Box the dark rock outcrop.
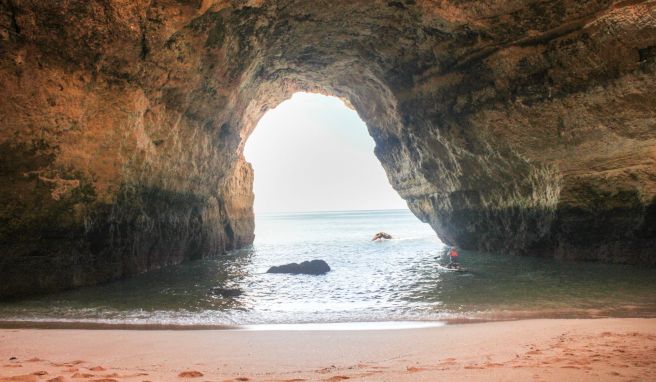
[267,260,331,275]
[0,0,654,297]
[209,287,242,297]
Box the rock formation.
[1,0,654,297]
[267,260,331,275]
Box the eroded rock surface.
[1,0,655,297]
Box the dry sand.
[1,318,655,381]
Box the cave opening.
[236,92,443,323]
[243,92,406,215]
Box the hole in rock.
[244,92,407,214]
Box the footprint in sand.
[71,372,94,378]
[116,372,148,378]
[316,366,337,374]
[0,376,36,382]
[437,358,458,368]
[52,361,85,368]
[88,366,106,372]
[369,366,390,370]
[405,366,426,373]
[438,358,458,366]
[324,377,350,382]
[178,371,204,378]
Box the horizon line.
[255,207,410,215]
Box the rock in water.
[267,260,331,275]
[209,287,243,297]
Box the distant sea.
[1,209,655,327]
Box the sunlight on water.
[242,321,445,331]
[1,210,655,326]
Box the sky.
[244,92,408,213]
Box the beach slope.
[1,318,654,381]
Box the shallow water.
[1,209,655,326]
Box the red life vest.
[450,248,459,258]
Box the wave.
[386,235,440,242]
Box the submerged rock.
[267,260,331,275]
[209,287,243,297]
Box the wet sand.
[1,318,654,381]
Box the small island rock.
[267,260,331,275]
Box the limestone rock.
[0,0,655,297]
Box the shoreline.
[1,318,654,381]
[0,319,463,331]
[1,307,654,331]
[0,316,602,331]
[0,320,240,331]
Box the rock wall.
[1,0,654,297]
[0,0,257,298]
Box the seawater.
[1,209,655,326]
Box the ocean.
[1,209,655,327]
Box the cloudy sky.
[244,92,407,213]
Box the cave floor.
[0,318,654,381]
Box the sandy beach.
[0,318,654,381]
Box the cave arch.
[1,0,655,297]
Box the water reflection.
[0,210,655,325]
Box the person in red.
[448,246,459,268]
